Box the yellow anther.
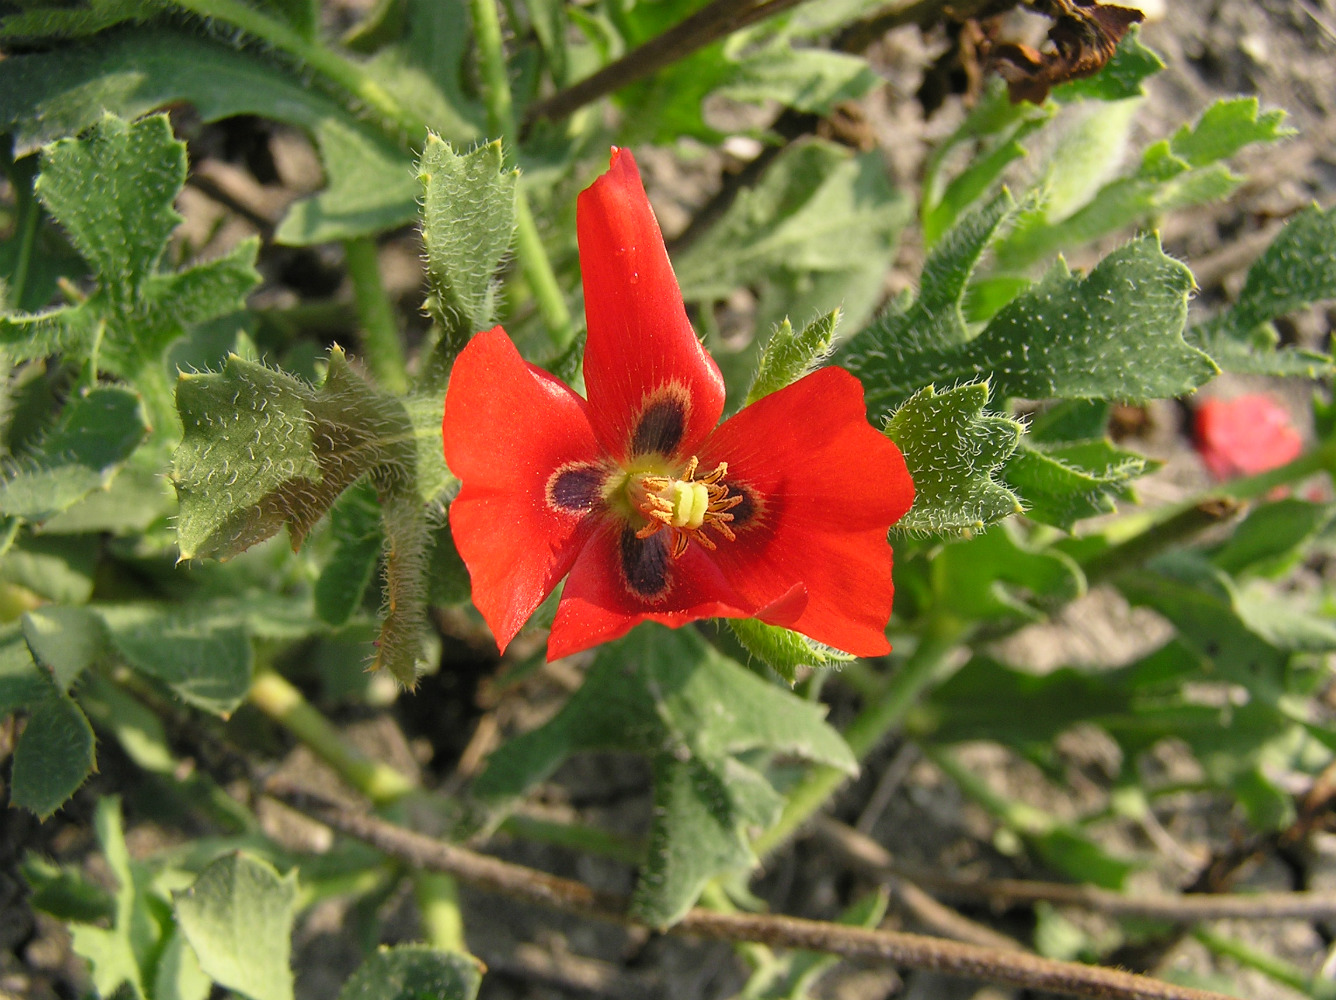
[627,457,741,557]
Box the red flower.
[1194,394,1303,480]
[442,149,914,660]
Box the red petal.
[1194,395,1304,480]
[577,148,725,463]
[547,520,755,660]
[699,367,915,656]
[443,328,606,652]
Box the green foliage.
[1188,204,1336,375]
[839,190,1015,390]
[1003,438,1148,530]
[884,382,1023,534]
[931,525,1083,623]
[10,689,96,818]
[0,387,148,522]
[993,98,1292,270]
[470,625,855,927]
[98,604,253,716]
[171,348,423,559]
[173,853,298,1000]
[674,139,909,340]
[850,235,1212,416]
[727,617,854,685]
[739,890,887,999]
[417,138,518,390]
[315,481,384,626]
[0,0,166,42]
[337,946,484,1000]
[744,310,839,406]
[0,30,421,244]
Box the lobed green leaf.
[1003,438,1149,530]
[745,310,839,406]
[0,29,421,244]
[884,382,1023,534]
[10,689,96,819]
[98,604,253,716]
[727,617,853,686]
[417,138,517,391]
[172,348,419,560]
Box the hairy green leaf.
[745,311,839,406]
[0,387,148,521]
[472,624,855,926]
[0,29,422,243]
[10,688,96,818]
[1003,438,1148,529]
[885,382,1023,534]
[0,0,166,43]
[174,853,298,1000]
[840,190,1015,384]
[21,604,103,691]
[417,138,517,390]
[727,618,853,686]
[0,114,259,437]
[675,140,909,340]
[337,946,484,1000]
[855,236,1211,414]
[172,348,418,560]
[1188,204,1336,376]
[315,481,384,627]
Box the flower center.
[626,456,744,558]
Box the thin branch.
[268,781,1239,1000]
[817,817,1336,923]
[524,0,821,131]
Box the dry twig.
[268,781,1239,1000]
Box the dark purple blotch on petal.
[619,528,671,600]
[548,465,606,513]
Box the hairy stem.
[272,782,1240,1000]
[344,237,409,394]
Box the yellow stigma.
[627,456,743,558]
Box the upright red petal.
[443,328,607,653]
[577,148,725,464]
[700,367,915,656]
[547,520,756,660]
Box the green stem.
[514,193,575,347]
[468,0,574,346]
[169,0,420,139]
[753,620,968,858]
[469,0,516,138]
[344,237,408,394]
[501,814,644,865]
[414,872,467,951]
[248,670,416,805]
[1193,928,1336,1000]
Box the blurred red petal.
[700,367,914,656]
[443,328,605,652]
[1194,395,1303,480]
[577,148,725,464]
